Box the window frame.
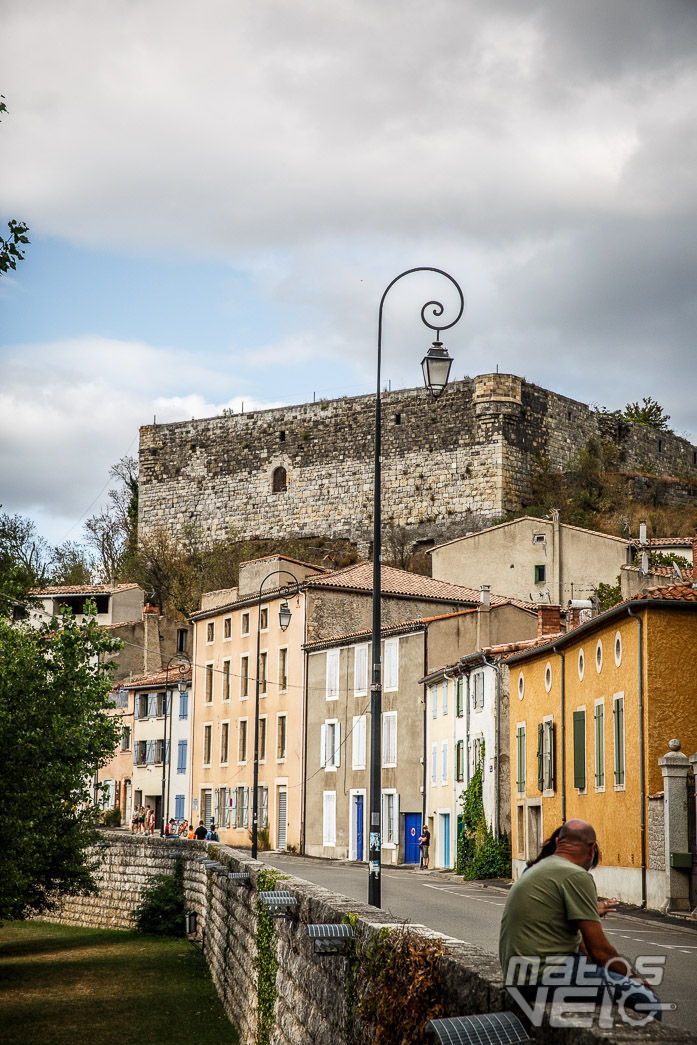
[206,621,215,644]
[205,663,214,704]
[240,654,249,699]
[278,646,288,693]
[277,713,287,761]
[219,720,230,766]
[354,643,368,696]
[326,649,340,701]
[382,711,397,768]
[202,723,212,767]
[594,698,605,791]
[222,659,231,702]
[383,637,399,691]
[237,718,248,764]
[352,714,367,770]
[223,616,232,640]
[613,693,625,790]
[323,791,336,846]
[573,708,587,792]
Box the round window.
[595,640,603,673]
[544,661,552,692]
[578,648,585,681]
[614,631,622,667]
[518,673,525,700]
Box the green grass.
[0,921,239,1045]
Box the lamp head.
[421,340,453,399]
[278,600,292,632]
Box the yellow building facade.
[507,587,697,907]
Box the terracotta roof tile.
[630,583,697,602]
[630,537,693,548]
[32,583,142,596]
[125,667,192,689]
[429,517,630,553]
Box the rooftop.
[32,583,143,596]
[124,666,192,689]
[428,516,631,554]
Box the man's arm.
[577,920,647,984]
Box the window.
[472,672,484,709]
[220,722,229,764]
[155,739,169,764]
[259,651,267,694]
[234,786,249,829]
[222,660,230,702]
[613,694,625,788]
[175,794,185,820]
[179,690,188,719]
[383,638,399,690]
[259,716,267,761]
[259,786,269,828]
[279,430,286,442]
[241,612,250,636]
[206,622,215,643]
[120,726,131,751]
[278,648,288,692]
[323,791,336,846]
[156,691,171,717]
[472,735,483,772]
[442,679,448,716]
[517,673,524,700]
[544,663,552,692]
[240,655,249,698]
[431,684,437,719]
[534,565,546,584]
[354,644,368,695]
[203,726,212,766]
[326,649,339,700]
[537,719,555,792]
[136,694,148,719]
[231,788,238,828]
[352,715,367,769]
[133,740,147,766]
[573,710,586,789]
[146,692,157,718]
[516,725,526,793]
[578,649,585,681]
[238,719,248,763]
[456,740,465,782]
[381,791,399,845]
[595,640,603,673]
[456,678,464,717]
[321,719,341,769]
[382,712,397,767]
[260,608,268,631]
[176,628,187,652]
[614,631,622,667]
[272,465,288,493]
[205,663,214,703]
[532,533,546,545]
[177,739,187,774]
[431,742,437,784]
[223,616,231,639]
[112,688,128,709]
[441,741,448,784]
[277,714,287,760]
[594,700,605,789]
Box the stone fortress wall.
[138,374,697,553]
[41,833,688,1045]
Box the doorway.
[277,786,287,850]
[439,812,451,868]
[404,814,422,864]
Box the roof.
[32,583,143,596]
[125,666,192,690]
[630,537,693,549]
[303,609,477,652]
[621,563,694,580]
[238,554,328,572]
[506,583,697,664]
[419,633,565,683]
[428,516,630,554]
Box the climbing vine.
[456,744,511,880]
[253,868,285,1045]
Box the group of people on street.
[130,806,155,834]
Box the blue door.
[404,813,422,864]
[355,795,364,861]
[441,813,451,868]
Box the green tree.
[133,858,186,936]
[84,456,139,581]
[50,541,94,585]
[596,574,622,612]
[0,98,30,276]
[0,511,52,616]
[623,397,671,432]
[0,606,122,920]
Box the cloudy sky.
[1,0,695,545]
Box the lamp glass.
[278,600,292,632]
[421,341,453,399]
[178,678,188,694]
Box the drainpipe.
[552,646,566,823]
[627,606,647,908]
[465,670,471,786]
[301,647,309,855]
[482,654,501,840]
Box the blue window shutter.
[177,739,187,773]
[175,795,184,819]
[179,692,188,719]
[146,739,156,764]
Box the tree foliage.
[0,511,52,615]
[84,456,139,581]
[0,98,30,276]
[0,606,122,920]
[623,397,671,432]
[133,858,186,936]
[596,574,622,613]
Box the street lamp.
[160,651,191,836]
[369,267,464,908]
[251,570,300,859]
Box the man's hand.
[598,898,619,917]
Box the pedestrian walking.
[419,825,430,869]
[206,822,220,842]
[194,820,208,840]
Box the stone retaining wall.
[42,833,689,1044]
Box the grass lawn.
[0,921,239,1045]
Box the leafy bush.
[133,858,186,936]
[103,807,121,827]
[596,574,622,612]
[456,745,510,880]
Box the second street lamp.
[369,267,464,908]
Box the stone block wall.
[42,833,689,1044]
[138,374,697,555]
[649,795,666,871]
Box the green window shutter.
[549,722,556,790]
[516,726,525,791]
[537,723,544,791]
[595,704,604,787]
[573,711,586,789]
[614,698,625,786]
[456,679,464,717]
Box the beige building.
[28,582,146,630]
[188,556,493,851]
[430,516,632,605]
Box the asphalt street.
[264,854,697,1033]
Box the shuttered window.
[456,740,465,781]
[354,644,368,695]
[537,723,544,791]
[595,702,605,788]
[231,788,238,828]
[323,791,336,846]
[613,695,625,787]
[383,638,399,690]
[177,739,187,774]
[179,691,188,719]
[175,795,185,820]
[326,649,340,700]
[352,714,367,769]
[431,742,438,784]
[456,678,464,717]
[516,726,525,792]
[382,712,397,767]
[442,680,448,716]
[573,711,586,789]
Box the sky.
[1,0,696,546]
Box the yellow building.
[507,584,697,908]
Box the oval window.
[578,648,585,681]
[614,631,622,667]
[595,640,603,673]
[544,662,552,692]
[518,673,525,700]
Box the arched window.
[272,466,287,493]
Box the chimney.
[479,584,491,608]
[476,585,491,649]
[143,602,159,616]
[538,604,561,638]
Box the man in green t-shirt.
[499,819,663,1024]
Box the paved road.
[264,854,697,1033]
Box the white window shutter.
[394,792,400,845]
[320,724,327,767]
[326,649,339,699]
[431,742,437,784]
[323,792,336,845]
[334,722,341,767]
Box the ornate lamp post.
[160,651,191,836]
[369,267,464,908]
[251,570,300,859]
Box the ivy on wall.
[253,868,284,1045]
[456,745,511,880]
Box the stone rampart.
[138,374,697,553]
[40,833,689,1044]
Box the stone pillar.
[658,739,691,913]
